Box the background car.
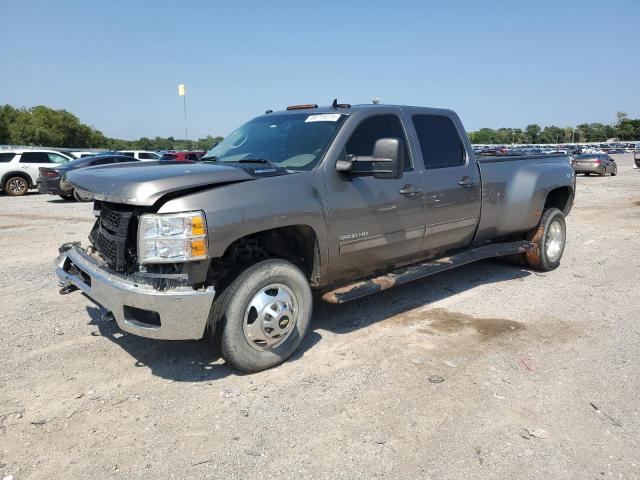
[117,150,161,161]
[571,153,617,176]
[37,153,139,201]
[0,149,74,196]
[159,151,206,162]
[634,143,640,168]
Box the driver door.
[324,113,426,284]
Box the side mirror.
[336,138,403,179]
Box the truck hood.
[67,162,255,206]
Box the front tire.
[525,208,566,271]
[215,259,313,373]
[4,176,29,196]
[73,189,92,202]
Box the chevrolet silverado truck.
[56,103,575,372]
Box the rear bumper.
[37,179,67,195]
[56,244,215,340]
[572,165,605,174]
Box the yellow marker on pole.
[178,84,186,96]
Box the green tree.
[539,125,563,144]
[525,124,541,143]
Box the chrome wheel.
[7,177,27,195]
[243,284,298,351]
[545,219,564,262]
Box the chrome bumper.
[56,244,215,340]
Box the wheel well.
[1,171,32,189]
[544,187,572,215]
[207,225,321,290]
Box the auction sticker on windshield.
[305,114,342,122]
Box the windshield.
[203,113,346,171]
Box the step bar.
[321,240,535,304]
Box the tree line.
[1,104,638,150]
[0,105,223,151]
[468,112,640,144]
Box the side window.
[47,153,70,164]
[89,157,115,166]
[0,153,16,163]
[20,152,51,163]
[139,152,159,160]
[345,114,412,171]
[186,154,198,161]
[121,151,135,157]
[412,115,465,169]
[116,156,138,163]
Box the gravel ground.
[1,154,639,479]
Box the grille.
[96,204,135,271]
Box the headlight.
[138,211,207,263]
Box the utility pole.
[178,84,188,146]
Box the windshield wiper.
[200,155,218,162]
[237,158,276,167]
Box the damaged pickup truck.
[56,103,575,372]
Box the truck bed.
[474,153,572,244]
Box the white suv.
[117,150,161,161]
[0,149,74,196]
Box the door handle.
[458,177,475,188]
[399,184,422,197]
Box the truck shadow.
[88,258,529,381]
[307,259,532,338]
[89,306,234,382]
[88,304,322,382]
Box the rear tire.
[214,259,313,373]
[525,208,566,271]
[584,172,590,176]
[59,194,74,201]
[3,176,29,196]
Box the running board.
[321,240,535,304]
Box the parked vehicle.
[117,150,161,161]
[571,154,617,176]
[37,153,139,201]
[69,151,99,159]
[159,151,206,162]
[56,103,575,372]
[0,149,74,196]
[634,143,640,168]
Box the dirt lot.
[1,154,639,479]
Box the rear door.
[325,111,427,283]
[19,152,70,185]
[409,113,481,255]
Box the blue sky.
[1,0,638,139]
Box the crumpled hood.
[67,162,255,206]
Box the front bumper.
[56,244,215,340]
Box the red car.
[159,151,205,162]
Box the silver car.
[571,154,617,176]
